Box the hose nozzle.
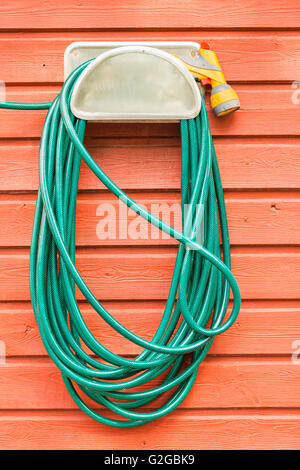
[176,46,240,117]
[210,82,240,117]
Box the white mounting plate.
[64,41,201,79]
[65,41,202,122]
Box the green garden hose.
[0,60,241,427]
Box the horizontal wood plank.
[0,32,299,83]
[0,192,300,247]
[0,247,300,301]
[1,1,300,30]
[0,409,299,449]
[0,357,299,410]
[0,86,299,138]
[0,137,299,191]
[1,300,298,357]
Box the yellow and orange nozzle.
[176,45,240,117]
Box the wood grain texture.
[1,138,300,191]
[1,86,299,138]
[0,247,300,301]
[0,32,299,83]
[0,357,299,410]
[0,410,300,450]
[1,300,299,357]
[0,0,300,451]
[1,1,300,30]
[0,192,300,246]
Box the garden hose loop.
[0,59,241,427]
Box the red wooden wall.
[0,1,300,450]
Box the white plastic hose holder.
[65,42,202,122]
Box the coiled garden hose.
[0,59,241,427]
